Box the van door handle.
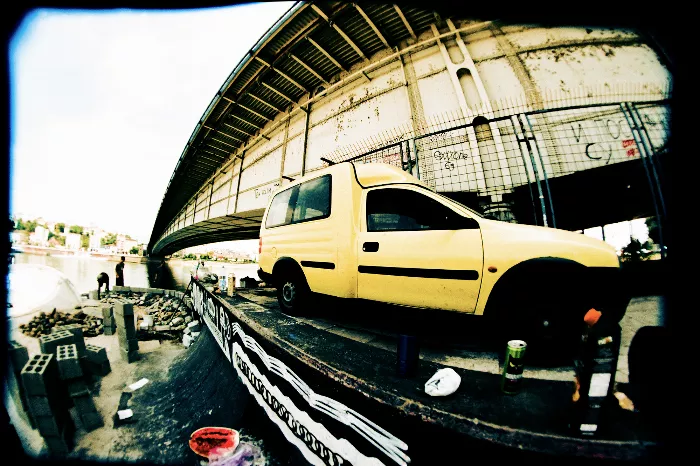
[363,242,379,252]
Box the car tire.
[500,280,582,360]
[276,270,309,317]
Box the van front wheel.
[277,272,309,316]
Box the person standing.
[115,256,125,286]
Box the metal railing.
[324,88,671,254]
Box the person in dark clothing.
[115,256,125,286]
[97,272,110,299]
[154,260,166,287]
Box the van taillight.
[259,237,262,254]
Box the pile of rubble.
[98,291,195,342]
[19,310,104,338]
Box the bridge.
[148,1,671,256]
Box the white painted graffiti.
[190,279,410,466]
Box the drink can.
[501,340,527,394]
[227,273,236,297]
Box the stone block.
[84,360,111,377]
[118,338,139,352]
[113,302,134,317]
[85,344,108,364]
[121,349,140,364]
[103,327,115,336]
[116,321,136,339]
[72,394,98,416]
[88,290,99,300]
[101,306,114,319]
[56,344,83,380]
[39,331,74,356]
[27,396,53,417]
[9,340,30,375]
[21,354,57,397]
[66,379,90,398]
[80,411,104,432]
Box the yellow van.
[258,162,628,344]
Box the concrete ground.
[238,290,665,386]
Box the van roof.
[353,162,426,188]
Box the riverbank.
[13,245,146,263]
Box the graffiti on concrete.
[570,116,637,165]
[254,182,281,199]
[434,149,470,171]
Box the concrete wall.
[155,20,671,249]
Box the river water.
[11,252,260,295]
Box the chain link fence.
[323,88,671,248]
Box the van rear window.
[265,175,331,228]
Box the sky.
[9,2,295,255]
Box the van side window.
[293,176,331,222]
[265,175,331,228]
[366,188,462,232]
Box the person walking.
[115,256,125,286]
[97,272,110,299]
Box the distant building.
[66,233,81,250]
[30,225,49,246]
[11,231,28,245]
[90,231,105,251]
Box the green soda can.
[501,340,527,394]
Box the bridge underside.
[151,151,668,258]
[151,209,264,257]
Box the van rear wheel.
[276,271,309,316]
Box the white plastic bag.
[424,368,461,396]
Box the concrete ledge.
[207,291,658,463]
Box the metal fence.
[325,91,671,254]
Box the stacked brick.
[115,302,139,363]
[52,324,86,357]
[102,306,116,336]
[21,354,74,457]
[57,344,103,432]
[8,341,35,428]
[85,344,111,376]
[38,330,74,356]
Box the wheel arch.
[271,257,307,287]
[483,256,587,319]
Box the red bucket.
[189,427,240,460]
